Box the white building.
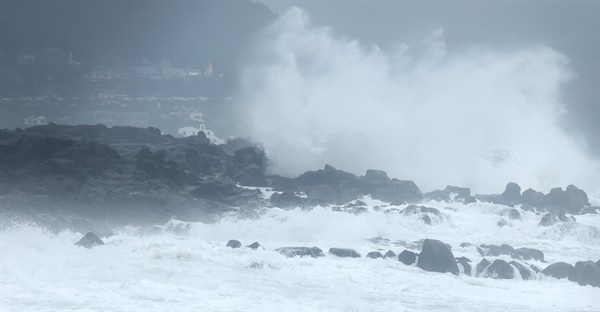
[24,115,47,126]
[177,124,225,145]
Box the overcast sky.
[262,1,599,157]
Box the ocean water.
[2,195,599,311]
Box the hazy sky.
[262,1,599,157]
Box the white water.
[2,197,599,310]
[236,8,600,196]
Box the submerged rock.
[226,239,242,249]
[511,247,545,262]
[246,242,262,250]
[366,251,384,259]
[329,248,361,258]
[576,262,600,287]
[75,232,104,249]
[476,258,492,277]
[456,257,472,276]
[509,261,533,280]
[416,239,459,275]
[276,247,324,258]
[483,260,514,279]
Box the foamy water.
[2,197,599,310]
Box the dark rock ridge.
[1,124,593,230]
[329,248,361,258]
[75,232,104,248]
[416,239,459,275]
[475,182,592,215]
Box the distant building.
[24,115,47,126]
[177,124,224,145]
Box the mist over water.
[236,8,599,196]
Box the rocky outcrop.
[493,182,522,206]
[226,146,267,186]
[384,250,397,258]
[75,232,104,248]
[246,242,262,250]
[511,248,545,262]
[416,239,459,275]
[476,258,491,277]
[424,185,473,203]
[539,212,576,227]
[509,261,533,280]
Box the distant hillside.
[0,0,275,76]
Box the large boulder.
[416,239,459,275]
[522,188,546,210]
[398,250,418,265]
[329,248,361,258]
[509,261,533,280]
[493,182,522,206]
[226,239,241,249]
[456,256,472,276]
[511,247,545,262]
[476,258,491,277]
[276,247,324,258]
[295,165,364,205]
[545,185,590,214]
[542,262,575,279]
[75,232,104,248]
[576,262,600,287]
[482,260,514,279]
[366,251,384,259]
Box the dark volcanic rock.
[270,192,309,209]
[483,260,514,279]
[226,239,242,249]
[276,247,324,258]
[478,244,515,257]
[246,242,262,250]
[75,232,104,248]
[542,262,575,279]
[545,185,590,214]
[425,185,471,202]
[366,251,384,259]
[384,250,397,258]
[493,182,522,206]
[539,212,576,227]
[227,146,267,186]
[293,165,364,205]
[417,239,459,275]
[511,247,545,262]
[329,248,361,258]
[522,188,546,210]
[509,261,533,280]
[576,262,600,287]
[476,258,492,277]
[456,256,472,276]
[398,250,418,265]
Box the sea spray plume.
[236,7,599,195]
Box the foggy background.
[1,0,598,194]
